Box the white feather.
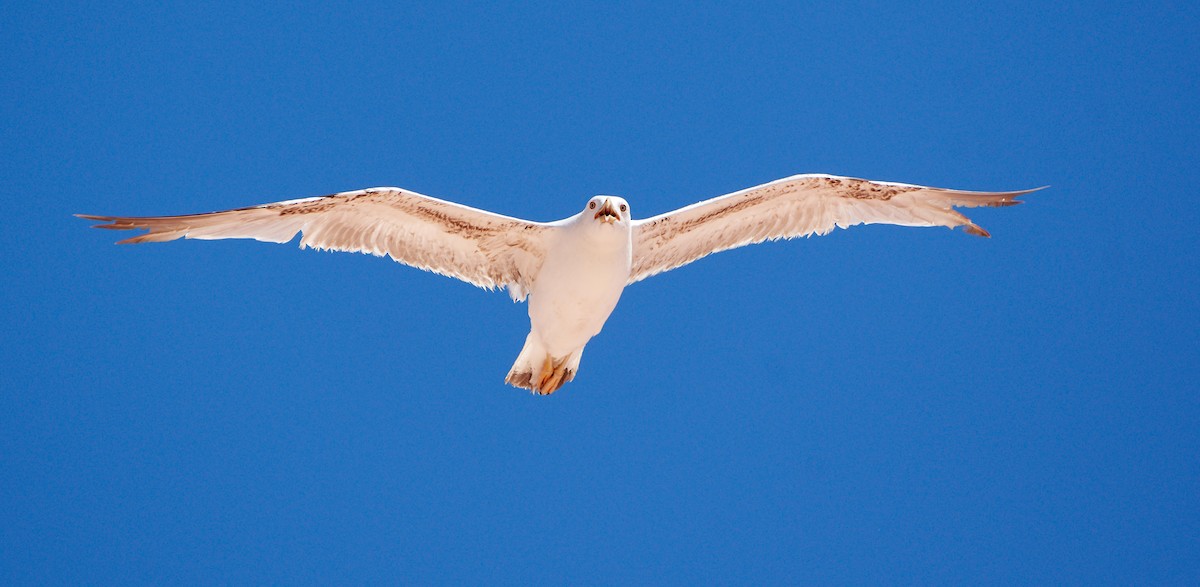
[629,174,1039,283]
[79,187,552,300]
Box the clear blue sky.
[3,1,1197,583]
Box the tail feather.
[505,334,582,395]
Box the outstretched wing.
[79,187,551,300]
[630,174,1039,283]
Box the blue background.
[3,1,1197,583]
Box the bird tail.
[505,334,581,395]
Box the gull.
[80,173,1036,394]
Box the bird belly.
[528,235,631,357]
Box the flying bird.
[80,174,1036,394]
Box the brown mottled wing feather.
[79,188,551,297]
[630,174,1039,283]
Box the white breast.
[528,217,633,356]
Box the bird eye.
[619,204,627,212]
[589,202,596,209]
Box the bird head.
[586,196,630,226]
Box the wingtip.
[1009,185,1049,199]
[77,213,144,232]
[963,223,991,238]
